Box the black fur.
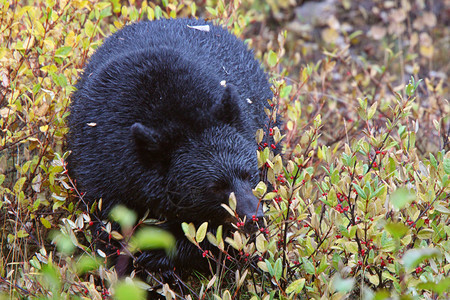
[68,18,272,273]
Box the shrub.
[1,0,448,299]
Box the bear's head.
[130,84,264,229]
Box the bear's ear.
[131,123,168,169]
[131,123,160,150]
[212,84,242,126]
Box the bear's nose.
[242,211,264,233]
[233,181,264,233]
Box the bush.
[1,0,448,299]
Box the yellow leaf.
[14,177,26,193]
[17,230,29,238]
[43,38,55,50]
[366,273,379,286]
[84,20,95,37]
[40,217,52,229]
[65,32,76,47]
[0,47,10,60]
[33,21,45,38]
[322,28,339,44]
[196,222,208,243]
[345,241,358,254]
[121,6,128,18]
[256,233,267,252]
[417,228,435,240]
[73,0,90,9]
[258,261,269,272]
[420,45,434,58]
[18,6,32,18]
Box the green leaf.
[331,169,340,184]
[114,281,146,300]
[286,278,306,294]
[206,232,217,246]
[388,156,396,174]
[372,290,390,300]
[417,228,435,239]
[110,0,121,13]
[205,6,217,16]
[348,30,363,40]
[398,125,406,138]
[265,259,274,277]
[50,72,68,87]
[352,183,367,199]
[405,83,414,97]
[253,181,267,198]
[109,205,137,230]
[302,257,315,275]
[84,20,95,36]
[374,185,386,198]
[216,225,223,244]
[441,174,449,189]
[385,222,409,239]
[367,101,378,120]
[327,188,337,206]
[390,187,416,210]
[280,84,292,99]
[317,255,328,273]
[55,46,72,57]
[358,97,367,110]
[181,222,189,236]
[348,226,357,239]
[76,255,101,275]
[228,192,237,211]
[41,264,61,293]
[154,5,162,19]
[99,6,112,18]
[50,231,76,255]
[131,227,175,254]
[274,258,282,281]
[196,222,208,243]
[402,248,440,271]
[333,274,354,293]
[443,157,450,174]
[332,252,341,270]
[434,204,450,214]
[417,277,450,295]
[429,153,437,168]
[267,50,278,67]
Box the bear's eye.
[210,180,229,193]
[240,171,253,181]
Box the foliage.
[1,0,448,299]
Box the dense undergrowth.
[0,0,448,299]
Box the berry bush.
[0,0,448,299]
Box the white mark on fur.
[187,25,210,32]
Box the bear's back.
[80,18,271,104]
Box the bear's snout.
[233,181,264,233]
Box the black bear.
[68,18,273,273]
